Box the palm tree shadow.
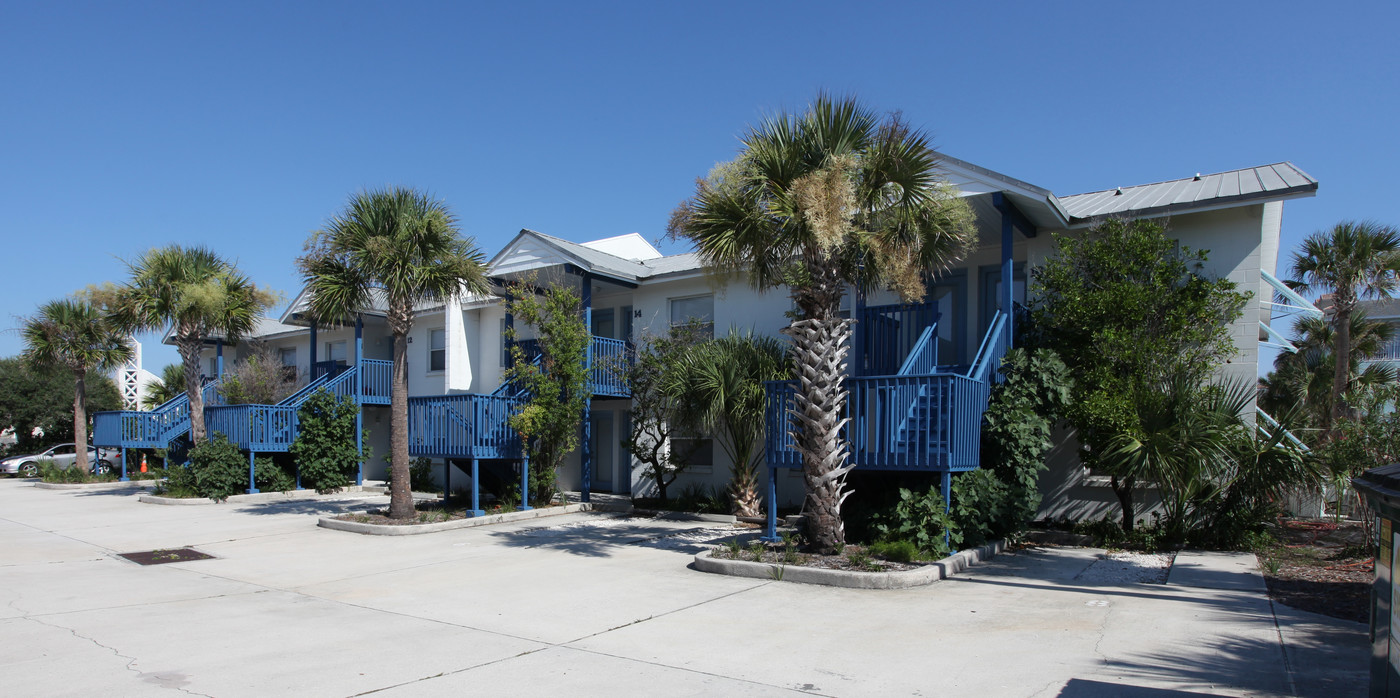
[1053,679,1230,697]
[486,515,736,558]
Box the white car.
[1,444,122,477]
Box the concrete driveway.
[0,479,1368,697]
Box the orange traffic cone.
[140,455,148,473]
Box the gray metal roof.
[640,252,704,277]
[517,229,653,280]
[1058,162,1317,222]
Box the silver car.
[1,444,122,477]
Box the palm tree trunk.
[387,301,414,519]
[786,273,853,553]
[72,370,89,474]
[1331,303,1353,429]
[729,455,762,518]
[178,334,206,443]
[1111,475,1135,532]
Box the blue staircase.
[93,380,223,451]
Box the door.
[618,412,633,495]
[590,412,615,493]
[591,308,616,339]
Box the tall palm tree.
[117,246,273,444]
[667,331,789,518]
[21,298,134,474]
[141,363,186,409]
[1290,220,1400,430]
[298,187,488,520]
[1262,304,1397,432]
[670,95,977,551]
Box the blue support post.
[852,288,866,376]
[761,463,780,543]
[215,340,224,378]
[518,453,533,511]
[469,458,484,517]
[443,459,451,503]
[247,451,260,494]
[1001,205,1014,352]
[120,448,128,482]
[355,314,364,486]
[941,471,952,549]
[295,462,302,490]
[580,272,593,504]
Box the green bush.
[185,434,250,501]
[256,457,295,493]
[872,487,958,557]
[951,469,1013,548]
[154,465,199,498]
[289,388,367,493]
[37,459,112,484]
[867,539,920,563]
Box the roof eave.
[1065,183,1319,229]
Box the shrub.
[256,457,295,493]
[289,388,367,493]
[867,539,920,563]
[186,434,249,501]
[951,469,1013,548]
[872,487,958,557]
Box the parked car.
[1,444,121,477]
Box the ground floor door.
[590,411,615,493]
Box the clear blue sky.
[2,1,1396,373]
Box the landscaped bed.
[320,499,634,535]
[1257,518,1371,624]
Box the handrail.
[897,326,938,376]
[1256,407,1310,452]
[278,372,332,406]
[407,393,524,459]
[1261,269,1323,318]
[967,311,1008,383]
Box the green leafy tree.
[670,94,977,552]
[117,246,276,444]
[290,388,368,493]
[21,298,134,473]
[1026,218,1250,531]
[504,282,590,505]
[142,363,186,409]
[1289,220,1400,430]
[667,330,789,517]
[0,357,122,454]
[622,322,707,502]
[217,342,298,405]
[298,187,488,520]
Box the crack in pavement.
[21,614,215,698]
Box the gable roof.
[1058,162,1317,223]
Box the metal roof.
[1058,162,1317,222]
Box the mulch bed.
[1260,519,1371,624]
[336,501,565,526]
[709,543,924,572]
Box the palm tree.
[667,331,789,518]
[1260,310,1397,432]
[298,187,488,520]
[670,95,977,551]
[117,246,274,444]
[1290,220,1400,430]
[142,363,186,409]
[21,298,134,474]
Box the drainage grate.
[118,548,215,566]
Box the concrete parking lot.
[0,478,1368,697]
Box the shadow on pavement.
[1054,678,1229,697]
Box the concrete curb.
[318,501,636,536]
[632,510,737,524]
[34,480,157,491]
[693,539,1007,589]
[139,485,379,507]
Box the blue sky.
[2,1,1396,373]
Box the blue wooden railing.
[312,360,349,381]
[858,302,940,376]
[361,359,392,403]
[763,373,989,472]
[506,335,631,397]
[897,326,939,376]
[968,312,1009,384]
[206,404,300,451]
[93,380,223,449]
[406,393,524,459]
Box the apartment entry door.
[590,411,616,493]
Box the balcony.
[507,335,631,398]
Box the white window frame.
[428,328,446,373]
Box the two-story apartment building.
[101,155,1318,522]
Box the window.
[671,433,713,469]
[279,347,297,381]
[670,294,714,338]
[326,341,348,366]
[429,328,446,372]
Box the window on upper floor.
[670,294,714,338]
[429,328,446,372]
[279,347,298,381]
